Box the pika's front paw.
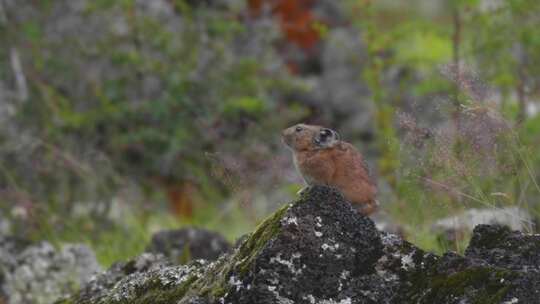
[358,200,379,216]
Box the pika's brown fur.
[282,123,378,215]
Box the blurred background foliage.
[1,0,540,265]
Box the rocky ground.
[0,236,101,304]
[38,186,539,304]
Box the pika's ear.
[333,130,341,141]
[314,128,339,147]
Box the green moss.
[179,200,295,302]
[127,274,198,304]
[234,203,291,274]
[53,299,73,304]
[409,266,516,304]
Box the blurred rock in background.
[0,236,101,304]
[146,227,231,264]
[433,207,534,251]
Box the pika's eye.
[295,126,303,132]
[320,129,332,137]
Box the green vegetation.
[350,0,540,251]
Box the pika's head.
[282,123,340,151]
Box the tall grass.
[390,64,539,253]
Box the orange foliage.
[166,181,198,219]
[248,0,321,51]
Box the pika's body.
[282,124,378,215]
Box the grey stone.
[0,237,101,304]
[146,227,231,264]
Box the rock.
[378,226,540,303]
[72,253,174,303]
[465,224,540,271]
[59,186,540,304]
[432,207,533,250]
[61,252,211,304]
[0,214,10,235]
[222,186,383,303]
[146,227,232,264]
[0,236,101,304]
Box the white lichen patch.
[108,263,200,302]
[267,285,295,304]
[315,216,323,227]
[319,298,352,304]
[282,216,299,226]
[400,252,415,271]
[303,294,316,303]
[379,233,402,247]
[337,270,350,292]
[228,275,243,292]
[303,296,352,304]
[157,266,193,286]
[321,243,339,252]
[375,256,399,282]
[313,216,324,237]
[270,253,303,275]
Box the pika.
[282,123,378,215]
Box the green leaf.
[222,97,267,118]
[22,22,42,42]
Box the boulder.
[73,253,179,303]
[465,224,540,271]
[58,186,540,304]
[0,236,101,304]
[146,227,231,264]
[432,207,534,250]
[0,214,10,235]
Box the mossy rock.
[56,187,540,304]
